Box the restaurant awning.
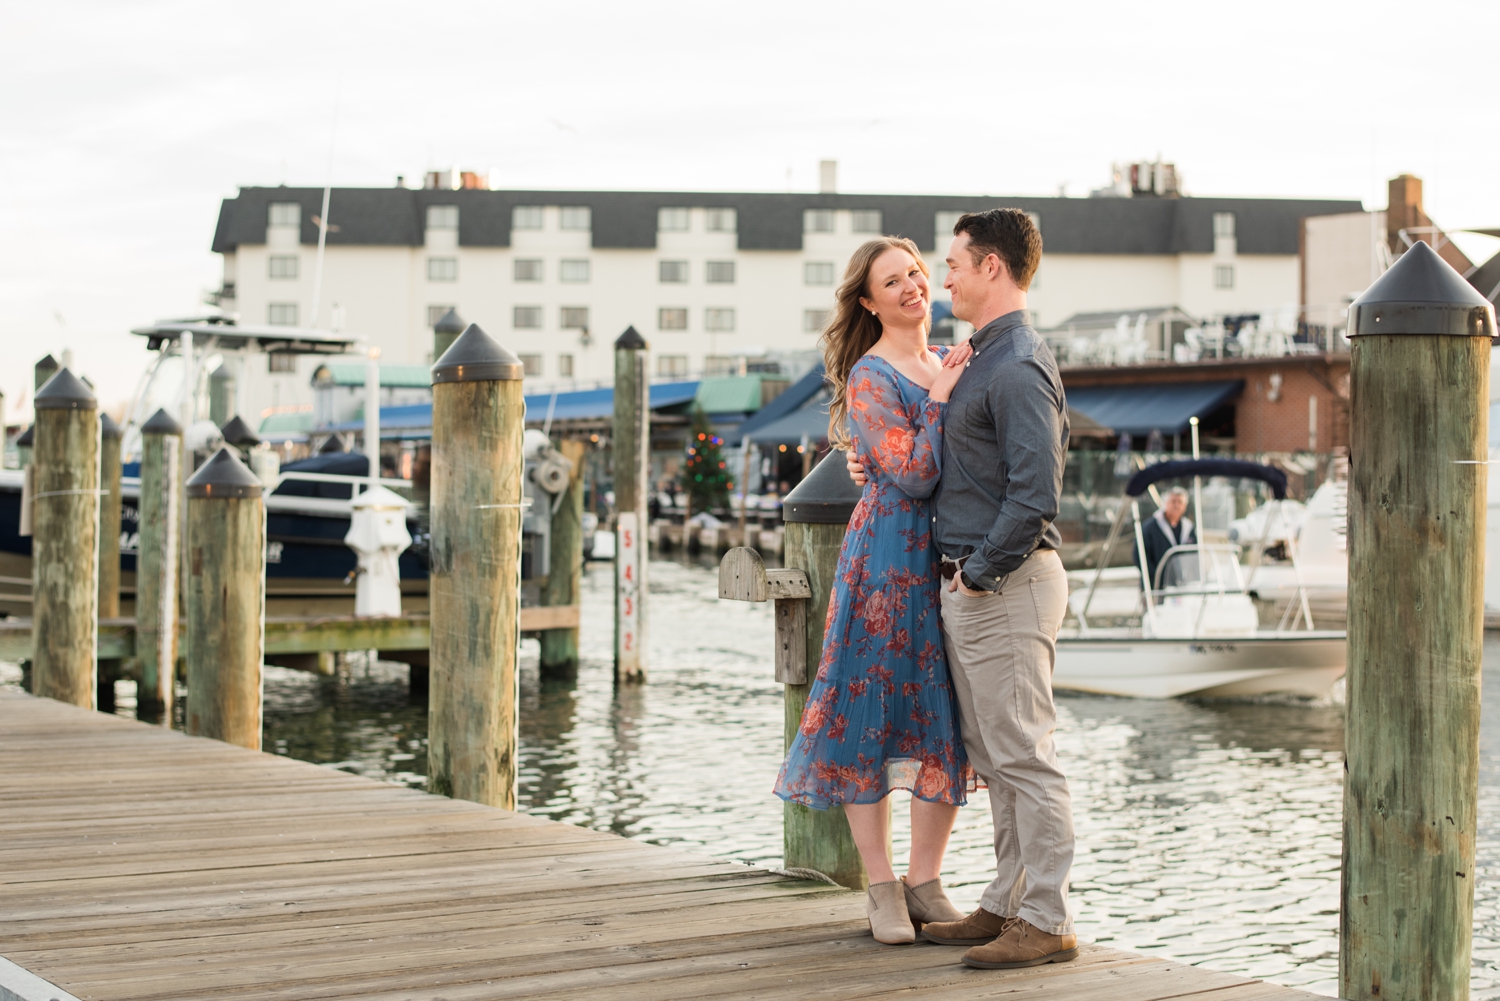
[1065,380,1244,437]
[745,400,833,445]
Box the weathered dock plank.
[0,689,1322,1001]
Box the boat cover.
[1124,458,1288,499]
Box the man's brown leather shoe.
[962,918,1079,969]
[920,906,1011,946]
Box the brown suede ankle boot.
[962,918,1078,969]
[920,906,1011,946]
[901,876,965,933]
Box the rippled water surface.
[11,558,1500,997]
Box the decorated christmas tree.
[681,406,731,514]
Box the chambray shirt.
[931,310,1068,591]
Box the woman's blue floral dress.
[774,351,975,809]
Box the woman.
[774,236,974,944]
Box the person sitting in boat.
[1139,487,1196,592]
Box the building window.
[268,255,299,279]
[268,352,297,373]
[704,355,738,377]
[267,303,298,326]
[512,205,544,230]
[426,205,459,230]
[706,208,737,232]
[518,353,543,377]
[659,260,689,283]
[803,309,829,332]
[514,306,543,329]
[935,211,966,240]
[851,210,882,234]
[658,354,689,378]
[268,202,300,227]
[804,209,835,234]
[559,259,590,283]
[658,207,690,232]
[514,258,543,282]
[804,261,835,285]
[560,206,591,231]
[705,260,735,284]
[1214,212,1236,239]
[560,306,590,329]
[705,308,735,332]
[1215,264,1235,289]
[558,354,574,377]
[427,305,455,327]
[428,257,458,282]
[659,307,688,331]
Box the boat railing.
[275,472,413,490]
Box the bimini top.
[132,317,357,355]
[1124,458,1288,500]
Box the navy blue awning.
[745,399,833,445]
[1065,380,1244,437]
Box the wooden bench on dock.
[0,689,1320,1001]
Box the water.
[9,558,1500,996]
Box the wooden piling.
[540,438,585,677]
[432,307,465,362]
[1342,241,1495,1001]
[612,326,648,684]
[30,369,99,709]
[136,409,182,722]
[183,447,266,749]
[780,455,871,889]
[427,323,525,808]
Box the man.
[848,208,1075,970]
[1139,486,1195,591]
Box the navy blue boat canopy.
[1066,380,1243,437]
[1125,459,1288,500]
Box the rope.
[771,867,840,886]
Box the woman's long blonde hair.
[819,236,930,449]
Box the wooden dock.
[0,689,1321,1001]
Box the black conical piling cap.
[319,433,347,454]
[34,354,58,389]
[141,408,184,436]
[614,325,646,350]
[434,307,465,334]
[100,413,122,439]
[185,446,263,499]
[782,449,864,524]
[16,425,33,447]
[1350,240,1497,338]
[34,368,97,411]
[220,415,261,447]
[432,323,524,383]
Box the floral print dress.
[774,351,975,810]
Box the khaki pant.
[939,548,1073,934]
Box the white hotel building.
[209,179,1361,415]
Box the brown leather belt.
[938,556,968,581]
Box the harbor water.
[7,556,1500,997]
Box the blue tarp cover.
[324,381,703,434]
[1065,380,1244,437]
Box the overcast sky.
[3,0,1497,419]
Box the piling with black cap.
[209,363,235,426]
[433,307,466,361]
[427,324,525,808]
[183,447,266,748]
[219,415,260,452]
[136,408,182,722]
[96,413,124,711]
[612,325,648,683]
[31,368,99,708]
[16,424,34,470]
[1341,240,1495,1001]
[779,452,870,889]
[34,354,58,391]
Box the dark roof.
[212,187,1364,256]
[1468,250,1500,304]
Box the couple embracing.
[773,209,1075,970]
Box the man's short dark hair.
[953,208,1042,290]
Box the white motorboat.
[1057,424,1346,699]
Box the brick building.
[1061,354,1349,454]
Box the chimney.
[819,160,837,194]
[1387,174,1423,253]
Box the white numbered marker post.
[615,511,644,677]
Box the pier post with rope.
[1342,240,1494,1001]
[540,438,586,677]
[427,324,525,808]
[136,409,182,722]
[30,368,99,709]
